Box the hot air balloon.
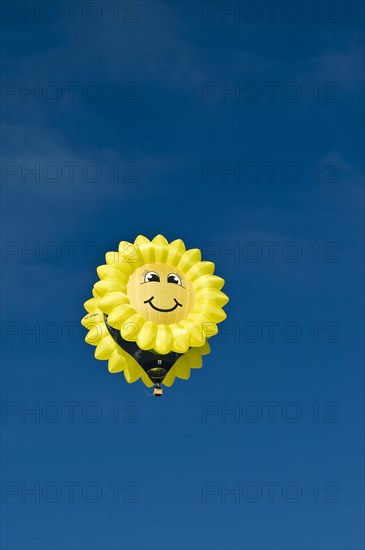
[81,235,228,396]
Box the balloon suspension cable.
[153,383,163,397]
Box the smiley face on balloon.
[127,263,195,323]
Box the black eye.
[167,273,182,285]
[144,271,160,283]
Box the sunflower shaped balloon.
[82,235,228,395]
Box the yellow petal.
[124,358,141,383]
[107,304,136,326]
[198,342,211,356]
[83,298,99,313]
[167,239,186,266]
[179,319,205,346]
[138,243,156,264]
[195,289,229,307]
[154,325,173,354]
[134,235,151,246]
[94,335,116,360]
[108,348,127,373]
[85,323,107,345]
[152,234,169,262]
[178,248,201,272]
[118,241,144,268]
[169,324,189,353]
[203,322,218,338]
[98,292,129,315]
[105,251,120,265]
[92,288,102,299]
[118,240,133,253]
[81,310,103,328]
[94,279,126,296]
[186,261,215,281]
[175,354,191,379]
[140,370,154,387]
[188,313,218,337]
[187,347,204,369]
[193,303,227,323]
[136,321,158,350]
[162,365,177,387]
[120,314,145,341]
[104,252,136,275]
[194,275,225,291]
[152,234,169,246]
[97,264,126,280]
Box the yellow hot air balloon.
[81,235,229,396]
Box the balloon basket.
[153,384,163,397]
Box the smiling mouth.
[144,297,182,312]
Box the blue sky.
[1,1,364,549]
